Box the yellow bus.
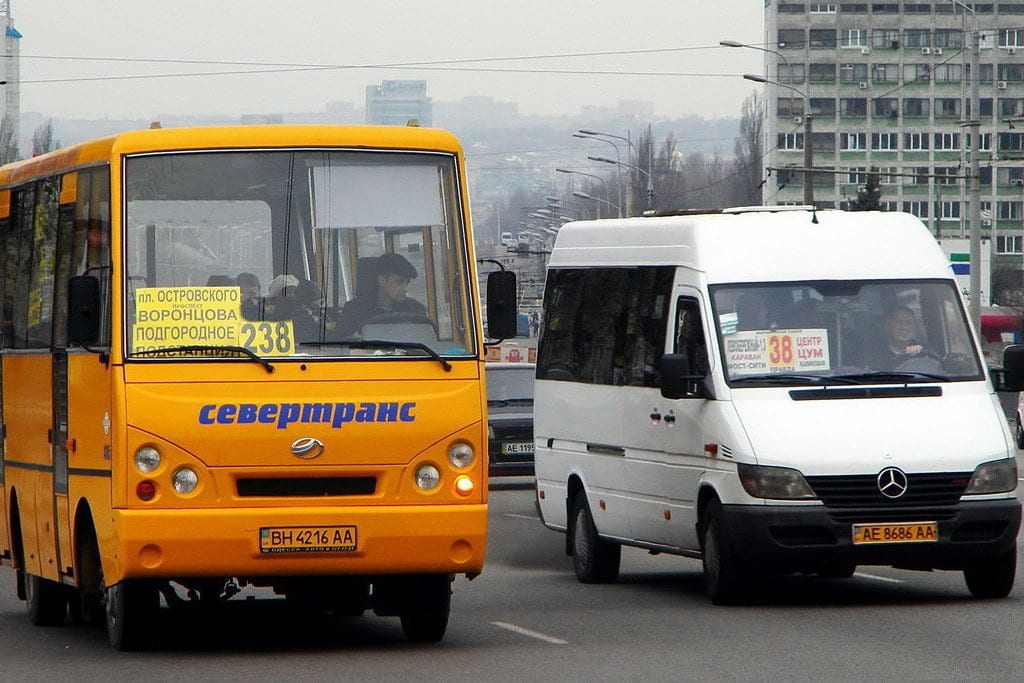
[0,124,517,649]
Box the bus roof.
[0,125,465,189]
[548,208,951,283]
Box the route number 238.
[240,322,294,355]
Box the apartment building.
[765,2,1024,260]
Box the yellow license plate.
[852,521,937,545]
[259,525,357,553]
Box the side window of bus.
[673,296,709,376]
[4,186,38,348]
[73,167,112,347]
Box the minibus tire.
[105,580,159,651]
[399,574,451,643]
[1016,416,1024,450]
[702,500,749,605]
[570,492,620,583]
[964,548,1016,599]
[25,573,69,627]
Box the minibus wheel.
[1016,416,1024,450]
[105,579,159,651]
[964,547,1016,599]
[25,573,69,627]
[569,492,620,583]
[399,574,451,643]
[702,499,749,605]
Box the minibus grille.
[236,477,377,497]
[805,472,971,508]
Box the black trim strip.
[4,460,53,472]
[587,443,626,456]
[789,386,943,400]
[68,467,112,478]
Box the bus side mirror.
[658,353,711,399]
[67,275,101,345]
[999,344,1024,391]
[486,270,518,339]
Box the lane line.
[491,621,568,645]
[504,513,539,521]
[854,572,902,583]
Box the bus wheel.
[702,499,749,605]
[105,580,159,651]
[399,574,451,643]
[25,573,69,626]
[964,547,1016,599]
[570,492,620,583]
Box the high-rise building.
[764,2,1024,260]
[365,80,433,126]
[1,1,21,139]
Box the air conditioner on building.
[998,81,1009,90]
[793,116,803,124]
[861,47,871,55]
[1009,47,1018,55]
[921,47,931,55]
[859,81,868,89]
[890,40,900,49]
[1012,178,1024,187]
[982,219,992,227]
[933,48,943,55]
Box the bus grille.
[236,477,377,497]
[805,472,971,508]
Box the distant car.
[485,362,535,476]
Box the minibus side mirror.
[998,344,1024,391]
[67,275,101,345]
[658,353,712,400]
[486,270,518,340]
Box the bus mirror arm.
[658,353,713,400]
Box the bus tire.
[570,492,620,583]
[105,580,159,651]
[702,499,749,605]
[964,547,1016,599]
[26,573,69,627]
[399,574,451,643]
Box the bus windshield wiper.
[301,339,452,371]
[831,371,950,383]
[131,345,274,374]
[731,373,858,385]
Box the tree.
[32,119,61,157]
[0,115,18,164]
[732,92,765,206]
[851,171,882,211]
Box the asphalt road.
[0,477,1022,681]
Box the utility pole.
[803,111,814,205]
[968,22,982,331]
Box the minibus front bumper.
[110,504,487,582]
[722,499,1021,572]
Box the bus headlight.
[448,443,474,469]
[171,467,199,495]
[737,464,816,499]
[964,459,1017,495]
[414,464,441,491]
[134,446,161,474]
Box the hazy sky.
[11,1,765,121]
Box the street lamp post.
[573,132,626,216]
[588,155,654,211]
[743,73,814,205]
[579,128,652,214]
[556,167,621,217]
[572,190,620,219]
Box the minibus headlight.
[134,446,161,474]
[415,464,441,491]
[964,459,1017,495]
[171,467,199,495]
[448,443,475,469]
[737,464,816,500]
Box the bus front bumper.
[110,504,487,581]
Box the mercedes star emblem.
[876,467,909,499]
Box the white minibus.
[534,207,1022,604]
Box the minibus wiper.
[131,345,274,374]
[301,339,452,371]
[731,373,857,385]
[832,371,949,383]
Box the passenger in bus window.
[874,305,925,369]
[237,272,264,320]
[335,253,428,338]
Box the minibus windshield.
[710,279,984,385]
[123,149,475,361]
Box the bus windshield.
[124,149,475,360]
[710,279,984,385]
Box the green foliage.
[851,171,882,211]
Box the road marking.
[854,572,902,583]
[491,621,568,645]
[504,513,539,521]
